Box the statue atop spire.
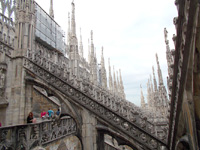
[71,1,76,39]
[101,47,105,66]
[91,30,93,44]
[49,0,54,19]
[164,27,168,45]
[89,30,94,64]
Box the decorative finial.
[49,0,54,19]
[152,66,155,74]
[156,53,158,63]
[91,30,93,42]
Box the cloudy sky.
[35,0,177,106]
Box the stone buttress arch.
[25,76,82,134]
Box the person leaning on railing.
[27,112,36,123]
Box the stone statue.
[0,69,5,88]
[164,28,169,45]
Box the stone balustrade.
[0,117,77,150]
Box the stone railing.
[24,50,168,149]
[0,117,77,150]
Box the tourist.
[27,112,34,123]
[56,108,60,116]
[27,112,36,123]
[41,110,47,120]
[48,108,54,118]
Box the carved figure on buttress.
[0,69,5,88]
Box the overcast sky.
[35,0,178,106]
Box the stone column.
[81,109,97,150]
[97,131,104,150]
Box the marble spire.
[156,54,164,86]
[71,1,76,39]
[164,28,173,72]
[68,1,79,77]
[147,79,151,107]
[108,58,113,92]
[113,66,117,94]
[119,69,125,99]
[152,66,157,92]
[89,31,97,85]
[67,12,71,45]
[116,71,120,93]
[90,31,94,56]
[140,85,145,108]
[164,28,174,99]
[88,39,90,63]
[79,28,84,58]
[101,47,107,88]
[49,0,54,19]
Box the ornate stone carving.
[0,117,77,150]
[0,62,8,107]
[0,68,5,89]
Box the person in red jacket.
[41,110,47,120]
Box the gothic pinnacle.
[164,28,168,45]
[71,1,76,38]
[152,66,157,91]
[140,84,145,108]
[49,0,54,19]
[113,66,117,94]
[101,47,105,67]
[156,53,164,86]
[91,30,93,44]
[88,39,90,63]
[90,31,94,61]
[101,47,107,88]
[67,12,71,45]
[119,69,124,92]
[108,58,113,92]
[79,28,84,58]
[116,71,120,93]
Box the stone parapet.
[0,117,77,150]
